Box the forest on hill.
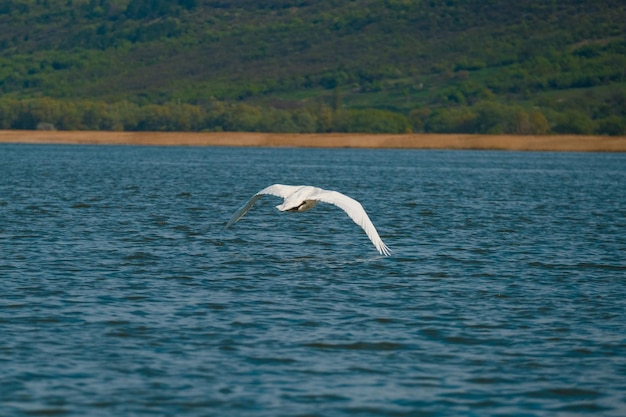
[0,0,625,134]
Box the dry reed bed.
[1,130,625,152]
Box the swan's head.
[279,200,318,212]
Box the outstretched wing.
[312,190,391,256]
[258,184,302,199]
[225,184,301,229]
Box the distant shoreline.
[1,130,625,152]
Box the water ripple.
[1,145,625,417]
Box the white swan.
[225,184,391,256]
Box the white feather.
[225,184,391,256]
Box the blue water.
[1,144,625,417]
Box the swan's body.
[225,184,391,256]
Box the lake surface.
[1,143,625,416]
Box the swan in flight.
[225,184,391,256]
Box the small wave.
[525,387,603,399]
[303,341,406,351]
[123,251,160,262]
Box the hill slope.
[1,0,625,134]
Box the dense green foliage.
[1,0,625,134]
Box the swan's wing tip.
[225,194,265,228]
[377,242,392,256]
[315,191,391,257]
[224,217,239,229]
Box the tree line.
[1,97,623,135]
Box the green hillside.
[1,0,625,134]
